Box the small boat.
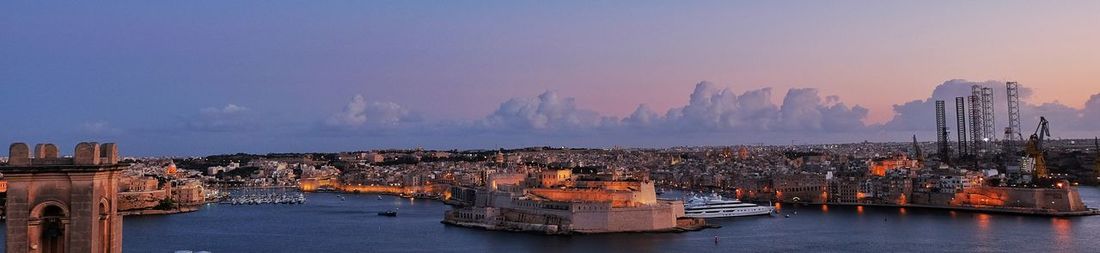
[377,196,383,200]
[784,214,790,218]
[377,210,398,217]
[338,195,345,201]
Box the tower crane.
[1025,117,1050,179]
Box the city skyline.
[1,2,1099,253]
[4,1,1100,155]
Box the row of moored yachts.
[224,192,306,205]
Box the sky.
[2,1,1100,155]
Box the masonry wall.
[569,201,680,233]
[527,189,636,207]
[949,186,1088,212]
[118,190,169,211]
[4,170,122,253]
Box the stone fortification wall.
[949,186,1087,212]
[528,188,636,207]
[573,180,657,204]
[569,200,680,233]
[118,190,169,211]
[298,178,340,191]
[299,178,446,196]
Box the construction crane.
[1025,117,1050,179]
[911,135,924,168]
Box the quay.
[810,202,1100,217]
[770,185,1096,217]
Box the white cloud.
[1079,93,1100,130]
[189,104,254,132]
[80,121,122,135]
[200,104,249,115]
[881,79,1094,135]
[622,104,660,128]
[629,82,868,133]
[480,91,603,130]
[472,82,870,137]
[325,95,420,129]
[662,82,777,131]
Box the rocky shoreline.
[818,202,1100,217]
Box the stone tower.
[2,142,124,253]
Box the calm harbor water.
[4,187,1100,253]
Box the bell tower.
[2,142,124,253]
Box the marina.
[222,191,306,205]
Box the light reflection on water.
[1052,217,1073,252]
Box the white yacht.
[684,193,775,218]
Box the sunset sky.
[3,1,1099,155]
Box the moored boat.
[684,193,774,218]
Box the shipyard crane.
[911,135,924,164]
[1025,117,1050,179]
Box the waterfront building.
[828,176,865,204]
[773,173,828,204]
[868,154,919,177]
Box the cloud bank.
[314,80,1099,149]
[479,91,606,131]
[325,95,421,129]
[649,83,869,133]
[58,80,1100,155]
[881,79,1100,135]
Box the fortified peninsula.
[443,168,708,234]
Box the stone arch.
[98,198,111,215]
[98,198,113,253]
[30,200,70,253]
[29,200,69,220]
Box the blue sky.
[3,1,1100,155]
